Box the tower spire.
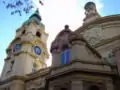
[29,8,42,22]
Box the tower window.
[13,44,21,53]
[36,31,41,37]
[88,85,100,90]
[61,88,67,90]
[32,62,37,72]
[22,30,25,35]
[61,49,70,65]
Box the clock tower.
[0,9,49,80]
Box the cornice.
[0,68,50,85]
[5,50,47,62]
[6,37,46,51]
[93,35,120,48]
[0,76,26,85]
[75,14,120,33]
[47,61,116,81]
[26,67,50,82]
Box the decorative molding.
[83,25,103,45]
[93,35,120,48]
[0,76,26,85]
[75,14,120,34]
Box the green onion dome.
[23,9,42,25]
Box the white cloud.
[32,0,104,66]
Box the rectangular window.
[32,67,36,72]
[61,49,70,64]
[32,62,37,72]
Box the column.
[71,80,83,90]
[11,80,25,90]
[106,79,114,90]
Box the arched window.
[61,49,70,65]
[13,44,21,53]
[36,31,41,37]
[89,85,100,90]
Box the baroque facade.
[0,2,120,90]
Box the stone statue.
[84,2,98,17]
[83,2,100,24]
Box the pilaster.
[106,79,114,90]
[71,80,83,90]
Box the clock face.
[13,44,21,52]
[34,46,41,55]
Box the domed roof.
[84,2,96,10]
[23,9,42,25]
[50,25,72,53]
[29,9,42,21]
[56,25,72,38]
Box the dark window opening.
[22,30,25,35]
[89,85,100,90]
[30,88,36,90]
[36,32,41,37]
[62,44,69,51]
[61,88,67,90]
[4,87,10,90]
[13,44,21,52]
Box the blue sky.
[0,0,120,73]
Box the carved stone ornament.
[104,47,120,66]
[83,26,103,45]
[84,2,98,17]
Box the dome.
[29,9,42,21]
[23,9,42,25]
[56,25,71,38]
[50,25,72,53]
[84,2,96,10]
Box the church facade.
[0,2,120,90]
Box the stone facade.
[0,2,120,90]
